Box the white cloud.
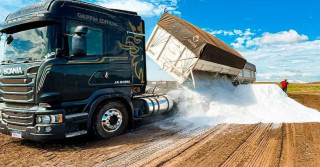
[208,28,255,42]
[209,30,234,36]
[234,30,243,36]
[97,0,180,17]
[208,29,254,37]
[209,27,320,82]
[295,80,307,83]
[230,29,255,48]
[258,71,313,80]
[232,36,249,48]
[240,38,320,82]
[229,29,309,49]
[291,59,310,64]
[259,29,308,44]
[244,28,255,36]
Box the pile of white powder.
[168,77,320,126]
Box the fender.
[85,93,134,131]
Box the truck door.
[101,21,146,95]
[63,22,106,101]
[104,28,132,92]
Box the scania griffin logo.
[3,67,24,75]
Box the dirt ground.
[0,93,320,166]
[288,93,320,111]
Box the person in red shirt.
[280,79,289,93]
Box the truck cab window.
[105,29,126,56]
[2,24,58,63]
[67,23,103,56]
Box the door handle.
[104,72,109,79]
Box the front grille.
[3,94,32,101]
[8,124,29,131]
[5,103,34,109]
[2,87,32,92]
[0,76,35,103]
[0,75,36,130]
[2,109,34,131]
[0,78,32,84]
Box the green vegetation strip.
[255,82,320,95]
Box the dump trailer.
[0,0,173,140]
[147,13,256,87]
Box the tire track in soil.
[220,123,282,167]
[145,124,232,167]
[245,124,282,167]
[96,123,213,167]
[148,124,259,167]
[2,122,320,166]
[276,122,285,167]
[0,118,193,167]
[280,123,320,167]
[279,123,297,167]
[136,124,230,167]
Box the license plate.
[12,131,22,139]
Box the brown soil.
[0,93,320,166]
[3,123,319,167]
[288,93,320,111]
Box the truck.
[0,0,255,140]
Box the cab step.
[66,130,87,138]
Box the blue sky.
[1,0,320,83]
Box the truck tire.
[93,101,128,139]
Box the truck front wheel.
[93,101,128,139]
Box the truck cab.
[0,0,167,140]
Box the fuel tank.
[133,95,174,117]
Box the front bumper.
[0,121,67,140]
[0,106,88,140]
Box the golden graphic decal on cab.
[118,22,145,84]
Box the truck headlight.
[42,115,51,123]
[36,114,63,124]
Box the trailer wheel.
[93,101,128,139]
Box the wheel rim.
[101,109,123,132]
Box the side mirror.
[6,35,14,45]
[55,48,64,58]
[72,26,88,57]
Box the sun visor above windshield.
[7,1,52,21]
[0,1,54,32]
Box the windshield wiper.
[16,58,28,60]
[1,60,15,64]
[29,57,44,62]
[16,57,43,63]
[32,60,44,62]
[16,57,31,63]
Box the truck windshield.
[1,24,58,63]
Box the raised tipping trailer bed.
[146,13,256,86]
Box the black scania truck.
[0,0,173,140]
